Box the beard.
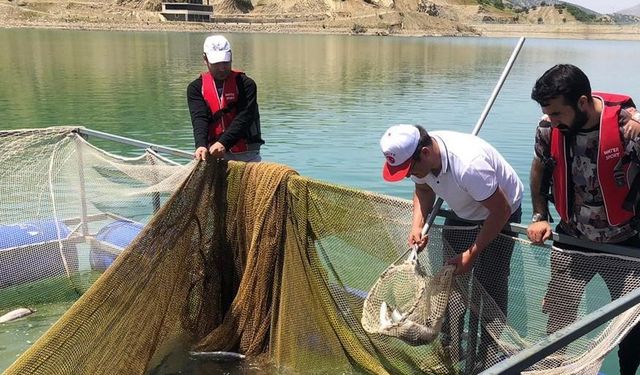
[558,107,589,136]
[213,71,230,81]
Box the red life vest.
[550,92,635,226]
[201,70,248,153]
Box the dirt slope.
[0,0,489,35]
[1,0,638,39]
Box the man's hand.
[623,107,640,139]
[447,247,479,275]
[408,229,429,253]
[194,146,208,161]
[527,221,552,244]
[208,142,227,158]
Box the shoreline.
[475,24,640,41]
[2,19,640,41]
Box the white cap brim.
[205,50,231,64]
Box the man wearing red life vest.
[188,35,263,162]
[528,64,640,375]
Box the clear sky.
[564,0,640,14]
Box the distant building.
[161,0,213,22]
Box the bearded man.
[528,64,640,375]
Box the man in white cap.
[188,35,263,162]
[379,124,523,366]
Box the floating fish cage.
[2,126,640,375]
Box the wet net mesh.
[2,127,640,375]
[361,252,455,346]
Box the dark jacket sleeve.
[186,76,211,149]
[217,74,261,150]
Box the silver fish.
[189,351,246,362]
[0,307,35,323]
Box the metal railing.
[74,127,193,159]
[436,209,640,259]
[481,286,640,374]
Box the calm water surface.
[2,30,639,210]
[1,29,639,373]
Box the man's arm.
[530,156,550,217]
[621,106,640,139]
[410,182,436,250]
[528,124,554,244]
[448,187,511,274]
[186,77,211,150]
[217,74,259,150]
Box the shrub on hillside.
[351,24,367,34]
[565,4,597,23]
[477,0,504,10]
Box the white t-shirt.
[411,131,523,221]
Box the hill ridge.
[1,0,639,38]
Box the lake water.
[1,29,639,373]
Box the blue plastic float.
[90,220,144,271]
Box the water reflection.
[1,30,639,211]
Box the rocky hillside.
[206,0,605,33]
[0,0,637,35]
[0,0,482,34]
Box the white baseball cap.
[380,124,420,182]
[203,35,232,64]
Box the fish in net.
[361,248,455,346]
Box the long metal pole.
[145,150,162,213]
[75,133,90,237]
[386,38,525,372]
[471,37,526,137]
[394,36,526,259]
[423,36,525,237]
[454,36,525,374]
[75,128,193,159]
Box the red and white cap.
[380,124,419,182]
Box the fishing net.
[361,250,455,346]
[2,127,640,375]
[0,127,192,307]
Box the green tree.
[565,4,597,23]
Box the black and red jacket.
[188,70,263,153]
